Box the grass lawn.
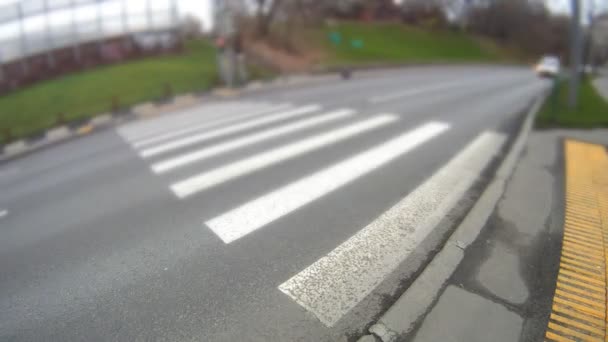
[0,22,526,145]
[536,78,608,128]
[0,40,218,144]
[319,22,519,66]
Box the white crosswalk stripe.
[278,131,506,326]
[120,102,269,142]
[204,122,449,244]
[152,109,355,174]
[171,114,398,197]
[119,99,505,326]
[139,104,322,158]
[132,104,292,148]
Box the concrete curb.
[0,72,346,163]
[0,92,207,163]
[358,91,548,342]
[0,67,534,163]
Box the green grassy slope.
[319,22,516,66]
[0,22,525,144]
[0,40,217,143]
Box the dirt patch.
[246,39,324,73]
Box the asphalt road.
[0,66,549,341]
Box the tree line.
[244,0,606,64]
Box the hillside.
[320,22,521,66]
[246,21,523,73]
[0,40,217,143]
[1,22,524,144]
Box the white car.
[535,56,560,77]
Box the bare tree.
[583,0,608,67]
[255,0,282,36]
[591,14,608,65]
[400,1,447,28]
[467,0,570,59]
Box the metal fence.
[0,0,181,92]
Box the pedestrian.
[215,35,232,87]
[234,32,248,86]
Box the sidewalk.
[407,129,608,342]
[353,79,608,342]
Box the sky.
[546,0,571,13]
[0,0,213,62]
[0,0,213,31]
[1,0,604,62]
[176,0,213,28]
[544,0,606,16]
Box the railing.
[0,0,179,63]
[0,0,181,93]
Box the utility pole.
[569,0,582,108]
[215,0,237,87]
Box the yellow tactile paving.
[561,251,604,265]
[563,235,602,247]
[557,277,605,295]
[546,140,608,342]
[557,283,604,301]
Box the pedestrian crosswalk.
[132,103,292,149]
[118,100,507,327]
[123,101,275,144]
[205,121,449,244]
[139,104,322,158]
[279,131,506,326]
[170,114,398,196]
[153,108,356,174]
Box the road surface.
[0,66,548,341]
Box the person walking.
[234,32,248,86]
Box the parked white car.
[535,56,560,77]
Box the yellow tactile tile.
[551,313,604,337]
[546,140,608,342]
[557,283,604,301]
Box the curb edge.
[0,73,340,163]
[358,90,548,342]
[0,92,206,163]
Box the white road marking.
[171,115,398,198]
[128,102,275,144]
[204,122,449,244]
[140,104,322,158]
[152,109,355,174]
[0,210,7,219]
[121,102,261,141]
[132,104,292,148]
[368,75,519,104]
[278,131,506,327]
[369,80,465,103]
